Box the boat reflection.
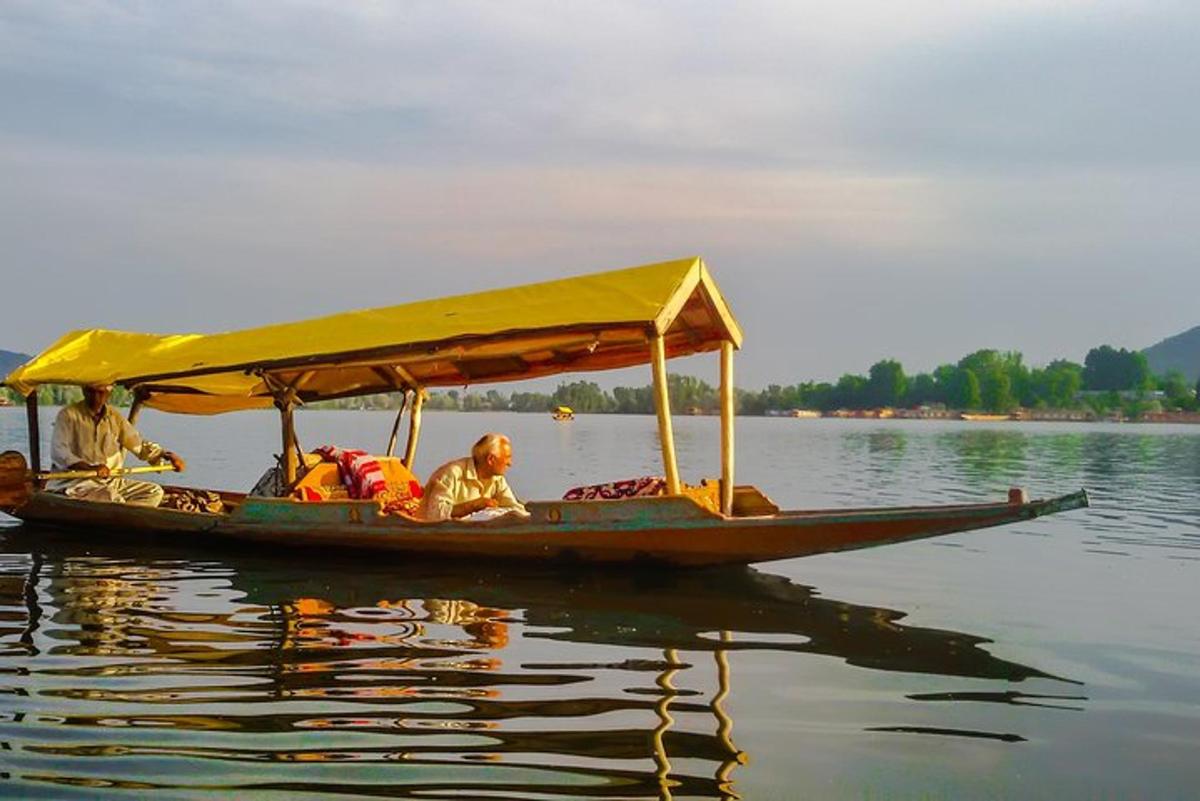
[0,534,1073,800]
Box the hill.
[0,350,31,379]
[1144,326,1200,383]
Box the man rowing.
[50,384,185,506]
[421,433,528,521]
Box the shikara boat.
[551,405,575,421]
[0,257,1088,566]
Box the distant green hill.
[1144,326,1200,383]
[0,350,31,380]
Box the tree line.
[318,344,1200,416]
[4,344,1197,416]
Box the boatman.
[421,433,528,521]
[50,383,185,506]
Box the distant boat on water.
[552,405,575,421]
[959,413,1013,422]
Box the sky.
[1,1,1197,389]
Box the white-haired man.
[50,383,184,506]
[421,433,528,521]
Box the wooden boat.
[960,413,1014,422]
[0,257,1088,567]
[552,405,575,420]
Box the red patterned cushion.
[563,476,667,501]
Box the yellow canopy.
[5,257,741,415]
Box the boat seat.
[680,479,721,514]
[730,485,781,516]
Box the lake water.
[1,408,1197,799]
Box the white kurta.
[50,401,168,506]
[420,456,526,521]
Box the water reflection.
[938,429,1029,483]
[0,533,1075,800]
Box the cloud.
[846,2,1200,170]
[2,1,1197,386]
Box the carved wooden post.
[25,394,40,474]
[281,402,298,485]
[651,334,681,495]
[403,390,424,470]
[720,340,735,515]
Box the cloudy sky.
[1,1,1196,388]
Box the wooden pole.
[25,394,40,474]
[385,391,410,457]
[403,390,424,470]
[281,402,298,485]
[719,340,735,515]
[651,334,681,495]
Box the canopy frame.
[4,257,743,504]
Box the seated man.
[50,383,185,507]
[421,433,528,521]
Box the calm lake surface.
[1,408,1197,800]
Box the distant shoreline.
[4,400,1198,425]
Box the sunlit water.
[0,408,1197,799]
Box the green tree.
[958,350,1019,412]
[484,389,508,410]
[1157,370,1194,410]
[947,368,982,409]
[552,381,612,413]
[1028,360,1083,408]
[932,364,960,406]
[423,391,460,410]
[733,387,764,415]
[1083,346,1152,392]
[510,392,554,412]
[904,373,937,407]
[759,384,788,413]
[612,385,654,414]
[867,359,908,408]
[667,374,716,414]
[35,384,84,406]
[832,374,869,409]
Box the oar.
[37,464,180,481]
[0,450,180,511]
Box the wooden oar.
[0,450,180,511]
[37,464,180,481]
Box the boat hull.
[5,488,1089,567]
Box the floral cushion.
[562,476,667,501]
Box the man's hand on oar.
[66,461,109,478]
[39,463,181,481]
